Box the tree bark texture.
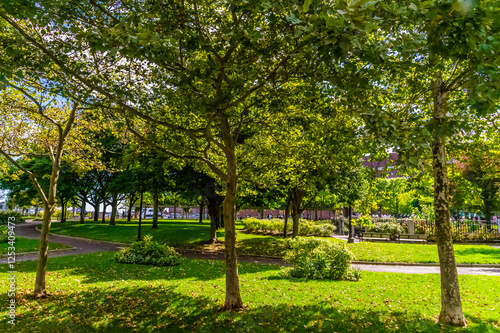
[222,172,243,310]
[432,71,467,327]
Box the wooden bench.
[399,234,428,244]
[360,232,398,242]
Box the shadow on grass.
[0,252,282,284]
[453,246,500,261]
[2,285,493,333]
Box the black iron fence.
[331,217,500,242]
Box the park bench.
[359,232,398,243]
[398,234,428,244]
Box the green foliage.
[352,215,372,228]
[282,237,358,281]
[0,210,25,224]
[0,225,8,243]
[242,217,336,236]
[369,222,403,236]
[114,235,181,266]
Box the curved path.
[0,221,123,264]
[2,222,500,276]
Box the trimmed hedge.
[242,217,336,236]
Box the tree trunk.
[60,198,66,223]
[34,202,53,297]
[259,208,264,219]
[101,201,106,224]
[199,201,204,223]
[80,196,86,224]
[109,192,119,226]
[206,198,220,242]
[290,188,304,238]
[152,191,159,229]
[432,71,467,327]
[137,192,143,241]
[222,171,243,310]
[127,193,136,222]
[93,202,99,222]
[284,197,291,238]
[174,202,177,219]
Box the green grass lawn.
[0,237,70,255]
[48,219,500,264]
[0,252,498,332]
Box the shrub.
[114,235,181,266]
[0,226,8,243]
[242,218,336,236]
[282,237,359,281]
[0,210,25,224]
[370,222,403,236]
[352,215,372,228]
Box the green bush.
[0,210,25,224]
[242,218,336,236]
[114,235,181,266]
[370,222,403,236]
[352,215,372,228]
[0,226,8,243]
[282,237,359,281]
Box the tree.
[360,1,500,325]
[0,86,80,298]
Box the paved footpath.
[2,222,500,276]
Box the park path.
[0,221,122,264]
[2,222,499,276]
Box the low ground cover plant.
[282,237,360,281]
[114,235,181,266]
[242,217,336,236]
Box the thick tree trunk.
[101,201,107,224]
[222,172,243,310]
[152,191,159,229]
[93,202,99,222]
[432,71,467,327]
[174,202,177,219]
[259,208,264,219]
[109,192,118,226]
[80,196,86,224]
